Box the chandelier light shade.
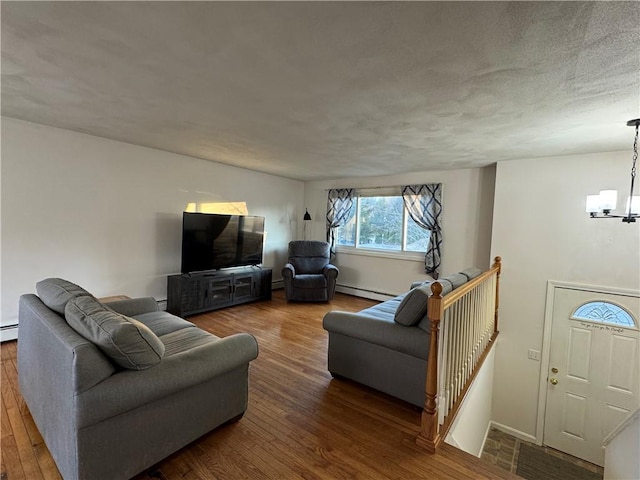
[626,196,640,215]
[586,118,640,223]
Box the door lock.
[551,367,558,373]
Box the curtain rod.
[324,183,439,192]
[324,186,396,191]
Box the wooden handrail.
[441,256,502,309]
[493,256,502,335]
[416,256,502,452]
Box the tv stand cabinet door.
[207,277,233,308]
[233,274,255,304]
[167,276,209,316]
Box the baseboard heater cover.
[1,324,19,342]
[335,284,395,302]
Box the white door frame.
[536,280,640,446]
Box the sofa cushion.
[159,327,218,357]
[133,311,196,336]
[417,316,432,333]
[291,257,328,275]
[436,279,454,296]
[441,273,467,290]
[65,296,165,370]
[460,267,482,281]
[36,278,92,315]
[360,295,403,321]
[288,241,330,274]
[292,274,327,289]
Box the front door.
[543,287,639,466]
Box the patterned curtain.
[326,188,356,257]
[402,184,443,278]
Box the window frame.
[335,189,430,261]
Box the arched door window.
[571,301,637,329]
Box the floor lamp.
[303,209,311,240]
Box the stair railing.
[416,256,501,452]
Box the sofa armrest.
[282,263,295,279]
[76,332,259,428]
[323,264,339,279]
[409,276,435,290]
[104,297,159,316]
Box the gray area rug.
[516,444,603,480]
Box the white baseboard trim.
[479,421,493,457]
[445,433,461,450]
[490,421,537,444]
[335,285,394,302]
[1,325,19,342]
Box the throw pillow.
[394,283,432,326]
[65,295,165,370]
[36,278,92,314]
[394,279,454,327]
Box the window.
[336,193,431,254]
[571,301,637,328]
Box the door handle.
[549,377,558,385]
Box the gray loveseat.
[322,267,481,407]
[18,278,259,480]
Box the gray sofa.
[18,278,259,480]
[322,267,482,407]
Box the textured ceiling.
[2,1,639,181]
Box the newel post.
[493,256,502,335]
[416,281,443,453]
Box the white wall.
[490,151,640,439]
[303,165,496,296]
[604,409,640,480]
[445,344,496,457]
[1,117,304,328]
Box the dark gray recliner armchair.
[282,240,339,301]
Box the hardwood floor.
[1,290,519,479]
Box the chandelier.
[586,119,640,223]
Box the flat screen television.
[181,212,265,273]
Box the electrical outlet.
[528,349,541,361]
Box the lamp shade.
[303,209,312,221]
[626,196,640,215]
[585,195,601,213]
[599,190,618,210]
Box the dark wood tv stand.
[167,266,272,317]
